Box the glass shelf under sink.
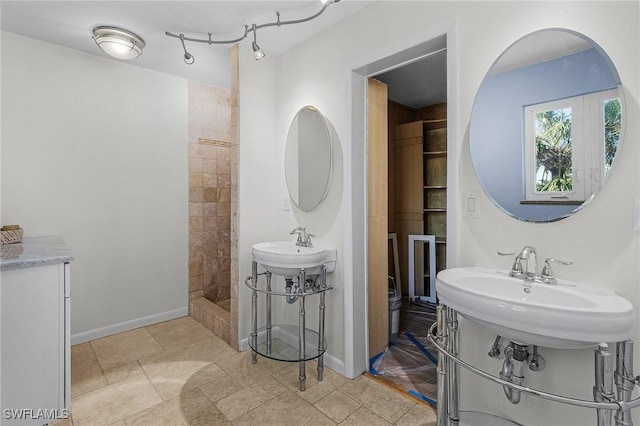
[248,324,327,362]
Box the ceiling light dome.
[92,26,145,60]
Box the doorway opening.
[365,36,449,406]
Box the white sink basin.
[251,241,336,277]
[436,267,635,349]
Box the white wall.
[1,32,189,341]
[238,1,640,425]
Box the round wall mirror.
[285,106,333,212]
[470,29,624,222]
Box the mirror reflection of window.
[523,87,620,203]
[534,107,573,194]
[603,97,621,175]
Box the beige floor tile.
[395,403,437,426]
[71,342,97,367]
[233,390,335,426]
[198,374,244,403]
[91,328,165,370]
[338,375,414,423]
[104,361,144,385]
[339,406,390,426]
[152,361,229,401]
[273,361,349,403]
[214,376,287,420]
[123,387,229,425]
[71,359,108,397]
[146,316,214,352]
[314,390,361,423]
[144,317,188,334]
[215,350,289,387]
[50,415,73,425]
[71,375,163,425]
[139,337,234,386]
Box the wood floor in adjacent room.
[63,316,437,425]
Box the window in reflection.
[524,87,620,203]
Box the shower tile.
[203,202,218,217]
[204,159,218,174]
[217,188,231,202]
[188,188,203,203]
[202,144,218,159]
[188,172,203,188]
[204,218,220,233]
[217,146,230,161]
[203,173,218,188]
[203,187,219,202]
[188,216,203,233]
[189,275,204,293]
[189,260,204,277]
[217,174,231,188]
[188,202,203,217]
[217,159,230,174]
[189,290,204,300]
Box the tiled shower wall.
[187,81,232,303]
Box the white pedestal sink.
[436,267,635,349]
[251,241,336,277]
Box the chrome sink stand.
[429,303,640,426]
[246,261,332,391]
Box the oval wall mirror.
[285,106,334,212]
[470,29,624,222]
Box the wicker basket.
[1,226,23,245]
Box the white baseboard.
[71,307,189,345]
[239,327,346,377]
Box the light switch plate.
[283,194,291,212]
[464,191,481,218]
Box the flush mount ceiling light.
[165,0,340,65]
[92,26,145,60]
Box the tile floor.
[62,316,437,425]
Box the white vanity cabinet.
[1,237,73,425]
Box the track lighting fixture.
[165,0,340,65]
[251,25,265,60]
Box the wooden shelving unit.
[394,117,447,301]
[423,119,447,288]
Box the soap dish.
[1,225,23,244]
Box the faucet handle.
[541,258,573,278]
[497,251,522,275]
[305,233,315,246]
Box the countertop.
[1,235,75,270]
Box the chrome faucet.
[515,245,538,279]
[498,246,572,285]
[290,227,313,247]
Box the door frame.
[342,20,460,378]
